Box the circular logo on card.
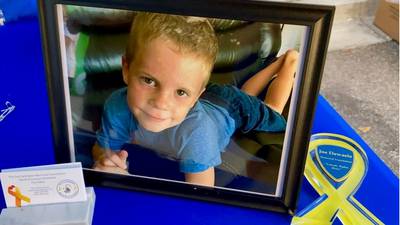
[56,179,79,199]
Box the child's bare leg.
[241,53,287,96]
[241,50,299,114]
[264,50,298,114]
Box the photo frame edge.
[38,0,335,214]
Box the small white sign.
[0,162,87,207]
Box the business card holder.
[0,187,95,225]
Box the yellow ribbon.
[291,133,384,225]
[8,185,31,207]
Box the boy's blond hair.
[125,12,218,81]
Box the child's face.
[122,38,209,132]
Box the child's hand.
[93,163,129,175]
[93,149,129,175]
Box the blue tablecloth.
[0,18,398,225]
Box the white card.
[0,162,87,207]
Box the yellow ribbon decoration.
[291,133,384,225]
[8,185,31,207]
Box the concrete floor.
[320,40,399,176]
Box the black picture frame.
[38,0,334,214]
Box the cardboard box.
[374,0,399,42]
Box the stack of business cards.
[0,187,95,225]
[0,162,87,207]
[0,162,95,225]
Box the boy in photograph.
[92,12,298,186]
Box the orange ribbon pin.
[8,185,31,207]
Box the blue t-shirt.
[97,88,236,173]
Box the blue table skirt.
[0,18,398,225]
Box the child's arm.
[184,167,215,187]
[92,142,129,175]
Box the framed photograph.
[38,0,334,213]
